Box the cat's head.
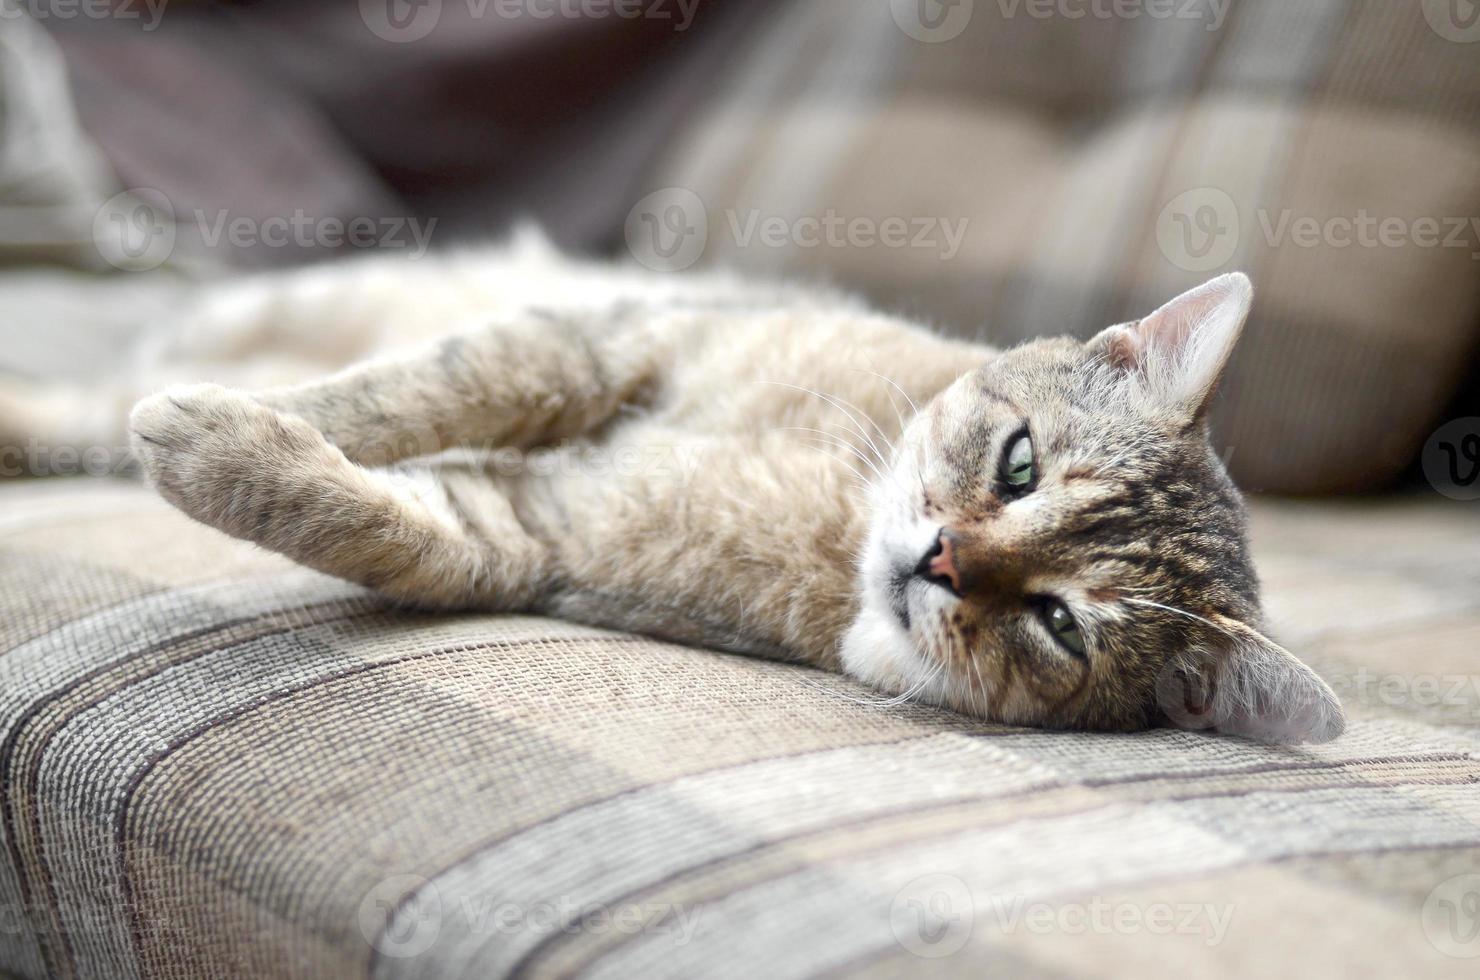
[844,273,1344,743]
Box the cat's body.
[3,236,1345,741]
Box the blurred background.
[3,9,1480,976]
[3,0,1479,496]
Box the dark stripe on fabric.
[0,558,166,662]
[509,759,1480,978]
[365,726,977,974]
[115,634,657,972]
[3,601,376,980]
[381,736,1469,977]
[810,838,1480,980]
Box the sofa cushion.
[0,0,120,270]
[646,0,1480,493]
[2,479,1478,978]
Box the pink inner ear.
[1111,273,1254,417]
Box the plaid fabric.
[2,479,1478,978]
[646,0,1480,494]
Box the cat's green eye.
[1001,432,1035,491]
[1042,600,1087,658]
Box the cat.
[3,236,1344,742]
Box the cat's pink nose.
[916,530,962,595]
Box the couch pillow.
[645,0,1480,493]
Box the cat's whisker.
[788,440,878,506]
[820,655,944,711]
[790,442,875,496]
[911,439,930,499]
[784,426,875,464]
[825,389,901,465]
[805,385,896,461]
[894,656,947,708]
[799,677,898,709]
[799,673,896,709]
[778,418,914,504]
[783,427,889,483]
[861,364,919,416]
[760,381,892,469]
[1122,596,1237,638]
[792,436,865,474]
[848,366,916,437]
[969,655,990,719]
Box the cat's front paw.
[129,384,327,537]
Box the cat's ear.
[1091,273,1253,421]
[1156,615,1345,744]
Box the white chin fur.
[840,594,945,704]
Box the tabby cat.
[3,238,1344,742]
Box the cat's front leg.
[255,307,675,467]
[129,383,545,609]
